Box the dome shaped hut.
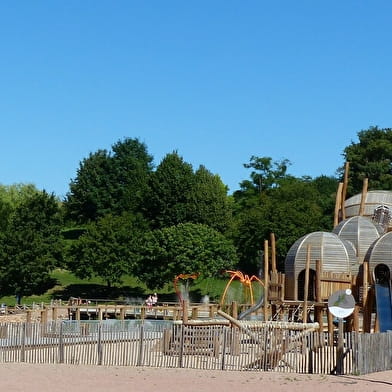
[285,232,356,301]
[364,231,392,284]
[332,216,384,271]
[344,190,392,231]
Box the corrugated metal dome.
[284,231,356,300]
[364,231,392,279]
[344,190,392,228]
[332,216,384,265]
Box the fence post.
[97,322,103,365]
[59,322,64,364]
[21,323,26,362]
[137,324,144,366]
[178,324,184,368]
[221,328,227,370]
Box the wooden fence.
[0,320,390,375]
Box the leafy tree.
[0,191,63,303]
[67,213,148,287]
[190,165,233,232]
[145,152,196,228]
[136,223,238,289]
[64,138,153,223]
[341,126,392,195]
[231,156,337,273]
[146,153,233,232]
[0,183,40,232]
[239,156,292,194]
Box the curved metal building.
[344,190,392,230]
[332,216,384,269]
[364,231,392,283]
[284,232,356,300]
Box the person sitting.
[145,295,153,309]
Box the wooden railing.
[0,320,390,375]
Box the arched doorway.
[374,264,391,284]
[297,269,316,301]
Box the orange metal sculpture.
[173,273,199,303]
[220,270,264,306]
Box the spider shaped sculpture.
[220,270,264,307]
[173,273,199,303]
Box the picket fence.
[0,320,390,375]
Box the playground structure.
[259,162,392,335]
[2,163,392,375]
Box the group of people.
[145,293,158,309]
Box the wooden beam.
[359,178,368,216]
[334,182,344,227]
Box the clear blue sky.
[1,1,391,198]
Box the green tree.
[67,213,147,287]
[64,138,153,223]
[0,191,63,303]
[146,152,196,228]
[341,126,392,196]
[231,156,337,273]
[146,153,233,232]
[136,223,238,289]
[0,183,40,232]
[190,165,233,232]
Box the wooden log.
[264,239,269,321]
[359,178,368,216]
[303,244,311,321]
[270,232,277,273]
[341,162,350,220]
[334,182,344,227]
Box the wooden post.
[341,162,350,220]
[327,311,334,345]
[231,301,238,319]
[359,178,368,216]
[26,310,32,324]
[182,300,188,323]
[362,261,369,308]
[315,259,323,331]
[270,233,277,273]
[120,306,125,320]
[263,239,269,321]
[353,304,360,332]
[334,182,344,227]
[303,244,311,322]
[40,309,47,324]
[336,318,344,375]
[191,306,198,320]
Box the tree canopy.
[64,138,153,223]
[342,126,392,196]
[136,223,238,289]
[67,213,148,287]
[0,191,63,303]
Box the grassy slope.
[0,269,233,306]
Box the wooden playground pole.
[270,233,277,273]
[341,162,350,220]
[182,300,189,323]
[315,259,323,331]
[359,178,369,216]
[263,239,269,321]
[303,244,311,322]
[334,182,344,227]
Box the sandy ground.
[0,364,391,392]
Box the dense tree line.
[0,127,391,300]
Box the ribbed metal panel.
[284,232,356,299]
[332,216,383,264]
[365,231,392,273]
[344,190,392,222]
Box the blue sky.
[1,1,391,198]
